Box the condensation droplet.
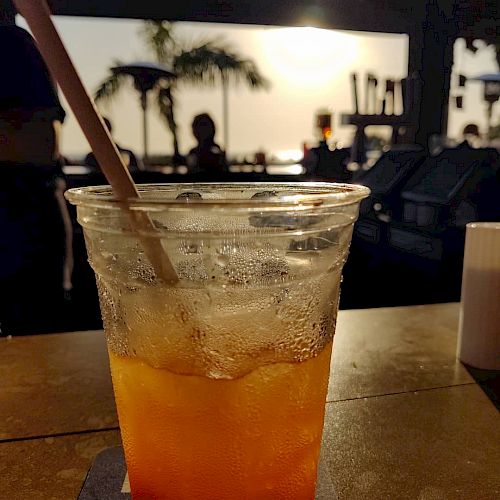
[215,254,230,267]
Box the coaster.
[78,447,129,499]
[78,446,337,499]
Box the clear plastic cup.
[66,182,369,499]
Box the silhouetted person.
[85,117,143,172]
[460,123,482,148]
[0,24,74,335]
[186,113,227,174]
[302,141,351,182]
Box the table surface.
[1,303,499,499]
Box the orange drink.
[109,342,332,499]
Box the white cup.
[457,222,500,370]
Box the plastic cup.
[66,182,369,499]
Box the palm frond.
[94,71,128,102]
[173,43,270,90]
[240,60,270,90]
[173,44,221,85]
[140,21,177,64]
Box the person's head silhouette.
[192,113,216,145]
[461,123,482,148]
[462,123,480,138]
[187,113,226,173]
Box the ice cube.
[213,243,290,285]
[176,256,208,282]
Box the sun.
[261,27,359,88]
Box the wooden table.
[1,303,499,499]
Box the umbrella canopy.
[111,61,176,93]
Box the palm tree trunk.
[165,88,180,160]
[140,91,149,160]
[222,72,229,152]
[171,118,180,161]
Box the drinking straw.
[13,0,178,283]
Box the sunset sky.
[18,15,500,160]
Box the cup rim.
[65,182,370,213]
[466,222,500,231]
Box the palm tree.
[95,21,269,160]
